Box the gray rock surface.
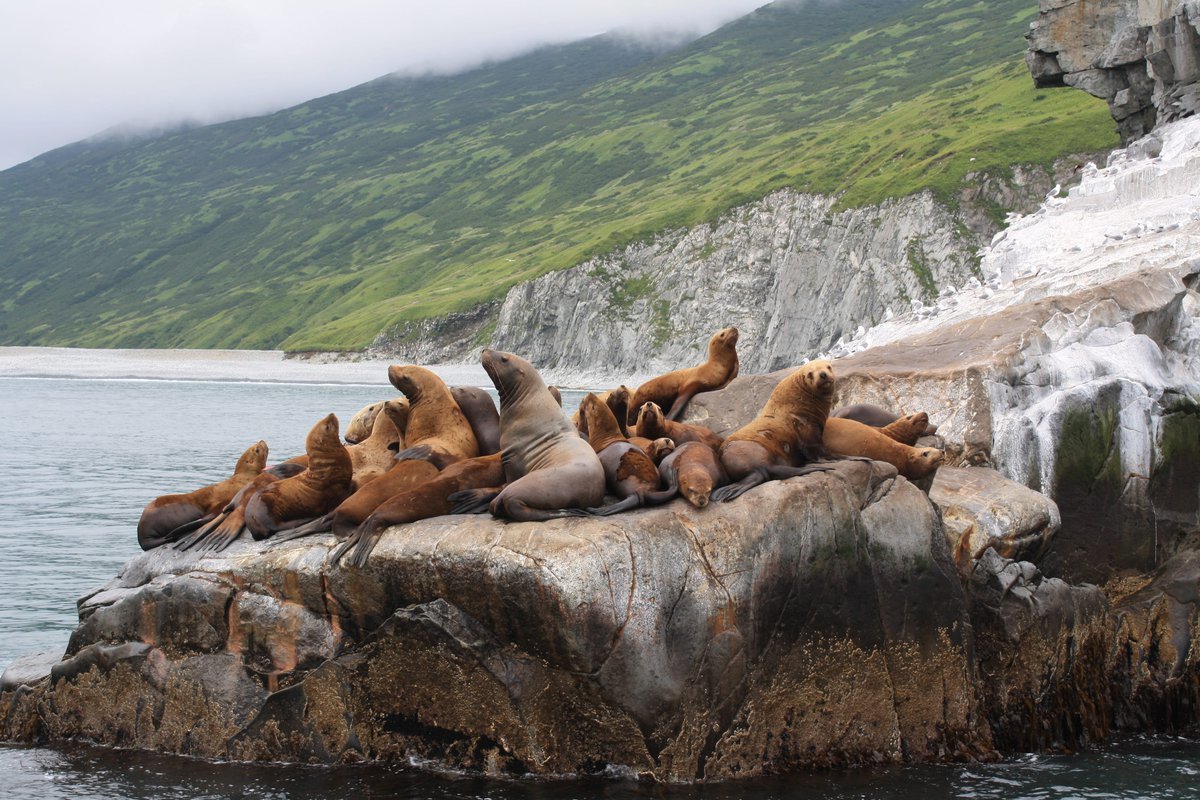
[1027,0,1200,140]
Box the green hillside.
[0,0,1117,351]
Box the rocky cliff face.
[368,160,1090,379]
[1027,0,1200,141]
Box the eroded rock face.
[1,462,1000,779]
[1027,0,1200,140]
[688,262,1200,585]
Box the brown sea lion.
[244,414,354,538]
[879,412,931,446]
[173,462,306,552]
[576,393,676,516]
[547,385,563,406]
[272,451,442,542]
[711,359,835,503]
[331,453,506,567]
[346,406,403,489]
[659,441,728,509]
[389,365,480,462]
[453,350,605,521]
[822,417,944,480]
[635,401,724,450]
[573,386,631,439]
[831,403,938,436]
[629,326,740,422]
[450,386,500,456]
[137,440,268,550]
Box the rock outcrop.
[4,461,1000,779]
[1027,0,1200,141]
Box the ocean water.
[1,369,1198,798]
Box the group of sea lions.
[136,326,944,566]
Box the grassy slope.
[0,0,1117,351]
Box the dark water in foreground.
[1,375,1198,798]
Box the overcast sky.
[0,0,769,171]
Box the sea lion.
[244,414,354,538]
[547,385,563,406]
[454,350,605,521]
[576,393,675,516]
[137,440,268,550]
[573,386,631,439]
[879,412,931,446]
[822,417,944,480]
[450,386,500,456]
[711,359,835,503]
[174,462,306,552]
[272,452,441,541]
[389,365,480,462]
[634,401,724,450]
[330,453,506,567]
[659,441,727,508]
[629,326,739,422]
[831,403,938,436]
[344,401,386,444]
[646,437,676,464]
[346,405,403,489]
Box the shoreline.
[0,346,636,390]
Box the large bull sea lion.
[454,350,605,521]
[711,359,835,503]
[629,326,739,422]
[389,365,480,462]
[136,440,268,550]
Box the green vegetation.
[0,0,1118,351]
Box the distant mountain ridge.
[0,0,1117,351]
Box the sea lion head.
[902,412,929,430]
[580,393,606,431]
[547,385,563,406]
[344,401,385,444]
[387,365,446,403]
[681,471,714,509]
[382,398,410,436]
[773,359,835,412]
[647,437,675,463]
[636,401,666,437]
[307,413,341,451]
[481,349,543,408]
[235,440,269,475]
[712,326,739,350]
[911,447,945,478]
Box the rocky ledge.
[1,449,1198,780]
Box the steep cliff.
[370,159,1092,378]
[1027,0,1200,141]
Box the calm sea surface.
[1,374,1198,799]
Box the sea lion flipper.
[328,533,359,566]
[164,514,216,543]
[583,495,642,516]
[174,512,227,551]
[711,470,767,503]
[449,487,503,515]
[665,390,696,421]
[271,513,334,543]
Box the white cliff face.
[827,116,1200,580]
[491,190,983,380]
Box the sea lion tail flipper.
[582,495,643,516]
[174,512,227,551]
[328,532,359,566]
[271,513,335,543]
[711,470,767,503]
[448,487,503,515]
[643,487,679,506]
[665,390,697,421]
[164,514,216,542]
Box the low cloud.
[0,0,767,170]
